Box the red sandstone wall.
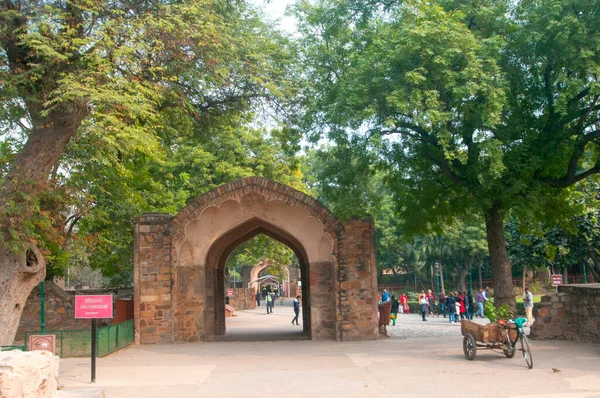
[228,288,255,310]
[134,214,175,344]
[336,219,379,341]
[531,284,600,342]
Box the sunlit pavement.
[58,303,599,398]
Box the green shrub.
[484,300,514,323]
[406,292,420,301]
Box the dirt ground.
[58,301,600,398]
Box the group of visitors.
[444,290,474,323]
[381,285,535,326]
[381,289,414,325]
[381,286,494,324]
[444,287,492,322]
[389,293,410,325]
[417,289,436,321]
[255,288,277,314]
[255,285,284,310]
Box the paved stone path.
[387,312,532,339]
[58,302,600,398]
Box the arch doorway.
[134,177,379,344]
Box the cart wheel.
[520,334,533,369]
[463,333,477,360]
[503,345,516,358]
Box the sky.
[250,0,298,33]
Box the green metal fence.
[97,319,134,357]
[23,329,90,357]
[21,319,134,358]
[1,345,26,351]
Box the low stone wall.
[227,288,256,311]
[531,284,600,343]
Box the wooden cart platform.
[461,320,517,343]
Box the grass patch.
[515,295,542,304]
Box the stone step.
[58,388,106,398]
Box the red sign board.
[227,289,233,297]
[551,274,563,286]
[75,295,113,319]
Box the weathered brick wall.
[336,219,379,341]
[289,266,299,298]
[228,288,255,310]
[308,261,336,339]
[134,213,173,344]
[531,284,600,343]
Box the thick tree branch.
[541,126,600,188]
[423,150,462,185]
[549,163,600,188]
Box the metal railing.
[21,319,134,358]
[96,319,134,357]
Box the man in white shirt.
[523,287,534,326]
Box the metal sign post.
[40,281,45,334]
[91,319,97,383]
[75,295,114,383]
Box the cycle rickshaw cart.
[461,318,533,369]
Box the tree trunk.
[458,268,468,293]
[0,105,85,345]
[484,206,515,309]
[563,267,568,285]
[478,261,483,290]
[0,244,46,345]
[522,264,527,293]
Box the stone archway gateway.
[134,177,378,343]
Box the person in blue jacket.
[291,295,301,325]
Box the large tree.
[0,0,294,344]
[295,0,600,308]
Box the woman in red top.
[400,293,409,314]
[458,292,466,320]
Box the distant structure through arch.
[241,259,299,298]
[134,176,378,343]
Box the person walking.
[458,292,466,320]
[475,288,485,318]
[291,295,301,325]
[255,290,261,307]
[382,288,390,302]
[419,294,428,321]
[269,292,275,312]
[390,295,400,326]
[467,291,474,320]
[266,292,272,314]
[455,292,462,322]
[484,286,491,300]
[446,292,456,323]
[523,287,534,326]
[426,289,435,316]
[439,290,446,318]
[401,293,409,314]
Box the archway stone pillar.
[134,213,174,345]
[336,219,379,341]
